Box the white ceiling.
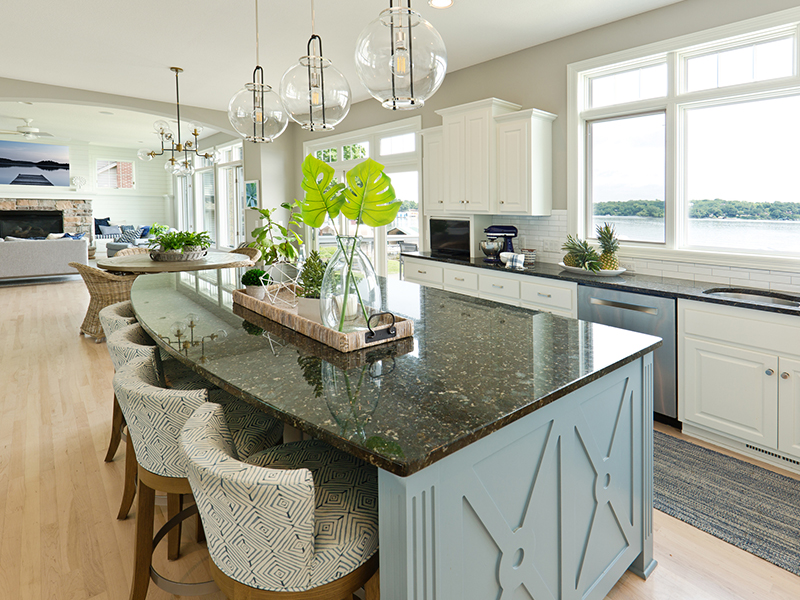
[0,0,685,147]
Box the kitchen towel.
[505,253,525,270]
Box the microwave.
[429,218,470,260]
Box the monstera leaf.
[340,158,400,227]
[298,155,345,228]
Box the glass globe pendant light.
[354,0,447,110]
[280,0,351,131]
[228,0,287,143]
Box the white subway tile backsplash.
[729,278,769,289]
[678,265,714,276]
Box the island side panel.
[378,355,654,600]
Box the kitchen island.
[131,271,661,600]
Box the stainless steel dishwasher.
[577,286,677,420]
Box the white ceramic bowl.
[499,252,516,264]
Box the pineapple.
[561,235,601,272]
[596,222,620,270]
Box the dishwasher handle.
[588,296,659,315]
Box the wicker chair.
[69,262,138,342]
[180,402,380,600]
[115,246,150,257]
[114,357,284,600]
[229,246,260,261]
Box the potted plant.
[241,268,269,300]
[248,203,304,274]
[148,230,212,261]
[297,154,401,332]
[296,250,327,322]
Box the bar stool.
[180,402,380,600]
[114,356,284,600]
[99,301,137,463]
[69,262,138,341]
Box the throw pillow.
[46,232,66,239]
[95,217,111,235]
[63,232,86,240]
[99,225,122,236]
[114,228,141,244]
[4,236,33,242]
[140,225,151,238]
[120,224,135,232]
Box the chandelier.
[354,0,447,110]
[228,0,287,143]
[138,67,212,177]
[279,0,351,131]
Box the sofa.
[0,237,89,280]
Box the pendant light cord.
[255,0,260,66]
[311,0,316,35]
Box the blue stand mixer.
[480,225,518,263]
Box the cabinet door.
[496,120,529,214]
[464,111,491,212]
[403,259,443,288]
[778,356,800,459]
[442,116,466,211]
[443,266,479,296]
[422,129,445,213]
[682,337,778,447]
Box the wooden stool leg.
[365,568,380,600]
[104,394,124,462]
[167,493,183,560]
[129,477,155,600]
[117,433,137,520]
[195,511,205,543]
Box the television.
[429,218,470,260]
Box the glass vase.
[320,236,381,332]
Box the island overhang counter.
[131,271,661,600]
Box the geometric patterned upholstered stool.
[99,300,138,464]
[114,357,284,600]
[180,402,380,600]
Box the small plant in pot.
[241,268,270,301]
[148,230,212,260]
[296,250,327,322]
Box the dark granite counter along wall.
[131,272,661,477]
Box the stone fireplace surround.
[0,198,92,238]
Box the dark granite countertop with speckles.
[131,271,660,477]
[405,252,800,315]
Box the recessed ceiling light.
[18,101,33,105]
[99,111,114,115]
[429,0,453,7]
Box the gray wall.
[293,0,800,210]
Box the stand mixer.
[480,225,518,263]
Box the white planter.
[245,285,266,301]
[296,297,322,323]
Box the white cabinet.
[679,299,800,463]
[495,109,556,216]
[421,127,445,214]
[479,271,521,305]
[403,257,443,288]
[520,277,577,318]
[442,264,479,296]
[436,99,520,214]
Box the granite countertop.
[131,272,661,477]
[405,252,800,315]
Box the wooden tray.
[233,287,414,353]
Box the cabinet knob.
[782,372,791,379]
[500,201,505,204]
[766,369,775,376]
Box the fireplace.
[0,210,63,239]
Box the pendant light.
[354,0,447,110]
[228,0,288,143]
[280,0,351,131]
[138,67,212,177]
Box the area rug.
[653,430,800,576]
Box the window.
[380,132,415,156]
[96,160,134,189]
[571,11,800,263]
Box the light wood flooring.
[1,278,800,600]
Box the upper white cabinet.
[421,127,444,213]
[435,99,520,214]
[495,109,556,216]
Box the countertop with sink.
[403,252,800,315]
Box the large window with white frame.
[303,117,421,279]
[570,11,800,265]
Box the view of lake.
[0,165,70,186]
[593,215,800,253]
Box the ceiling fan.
[0,118,55,140]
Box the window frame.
[568,8,800,270]
[95,158,136,190]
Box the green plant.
[241,268,268,287]
[150,222,169,237]
[248,202,304,266]
[297,250,327,299]
[297,154,400,331]
[241,320,264,336]
[148,230,212,252]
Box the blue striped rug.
[654,430,800,576]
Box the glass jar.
[320,236,381,331]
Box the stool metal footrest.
[150,503,219,596]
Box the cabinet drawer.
[444,268,478,291]
[520,280,575,312]
[479,274,520,300]
[406,263,443,285]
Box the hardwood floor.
[1,278,799,599]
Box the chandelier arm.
[173,69,182,151]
